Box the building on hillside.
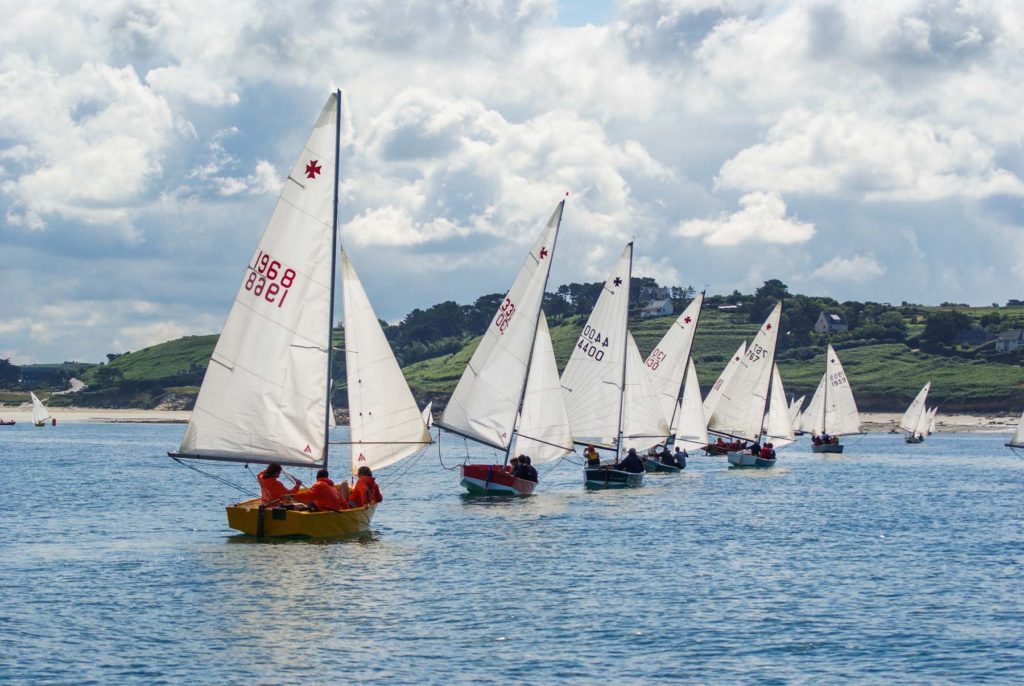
[639,285,671,302]
[814,311,848,335]
[995,329,1024,353]
[641,300,673,318]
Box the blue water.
[1,424,1022,684]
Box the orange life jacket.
[257,472,300,504]
[349,475,383,508]
[294,477,346,511]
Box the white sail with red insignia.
[642,294,704,426]
[621,332,672,452]
[703,341,747,420]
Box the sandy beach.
[0,405,1018,433]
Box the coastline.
[0,406,1018,433]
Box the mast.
[503,198,566,466]
[614,242,634,461]
[323,89,342,469]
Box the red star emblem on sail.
[766,323,772,330]
[539,247,548,259]
[305,160,322,179]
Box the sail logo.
[305,160,322,179]
[357,453,366,461]
[304,445,312,453]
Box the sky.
[1,0,1023,364]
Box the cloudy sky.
[2,0,1022,364]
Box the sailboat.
[788,395,805,435]
[640,294,704,472]
[799,345,862,453]
[707,303,783,468]
[672,358,709,455]
[1006,410,1024,450]
[763,364,795,450]
[169,91,431,537]
[702,341,747,454]
[30,392,51,427]
[438,201,573,496]
[926,407,938,435]
[561,243,648,488]
[899,381,931,444]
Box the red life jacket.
[349,475,383,508]
[257,472,300,504]
[294,477,346,511]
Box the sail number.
[494,298,516,335]
[576,325,609,361]
[829,370,847,387]
[645,348,667,371]
[745,343,767,363]
[244,250,296,308]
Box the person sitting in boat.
[716,437,726,448]
[812,435,823,446]
[749,440,761,456]
[616,448,645,473]
[659,445,676,466]
[584,445,601,468]
[293,469,347,511]
[507,456,520,473]
[347,466,383,508]
[513,455,539,483]
[821,432,831,444]
[830,435,839,445]
[759,444,773,460]
[257,463,302,505]
[673,446,687,469]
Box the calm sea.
[1,423,1022,684]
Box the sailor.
[673,446,688,469]
[584,445,601,467]
[514,455,538,483]
[616,448,645,474]
[293,469,346,511]
[348,466,383,508]
[749,440,761,456]
[256,463,302,505]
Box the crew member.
[348,466,383,508]
[257,463,302,505]
[616,448,645,474]
[293,469,346,511]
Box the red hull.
[460,464,536,495]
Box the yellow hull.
[225,499,377,538]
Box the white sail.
[622,332,672,452]
[703,341,747,419]
[674,358,709,452]
[439,202,564,450]
[799,375,826,435]
[643,294,704,426]
[1008,410,1024,448]
[926,407,938,435]
[787,395,805,429]
[899,382,931,434]
[421,402,433,428]
[179,94,338,467]
[708,303,782,442]
[764,364,795,448]
[514,313,573,463]
[561,243,633,448]
[824,345,861,436]
[30,392,50,425]
[341,252,432,475]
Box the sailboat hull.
[727,451,776,469]
[811,444,844,454]
[584,467,644,489]
[225,499,377,538]
[643,458,681,473]
[905,435,924,444]
[460,464,536,496]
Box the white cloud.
[810,253,886,283]
[676,192,815,246]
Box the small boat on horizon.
[800,344,863,454]
[899,382,932,444]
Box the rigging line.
[171,457,259,498]
[435,428,459,471]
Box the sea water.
[1,424,1022,684]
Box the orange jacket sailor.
[257,463,302,504]
[293,470,347,511]
[347,466,383,508]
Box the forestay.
[514,314,574,463]
[643,294,704,425]
[560,243,632,448]
[764,364,795,448]
[708,303,782,442]
[703,341,747,419]
[342,251,432,474]
[898,382,931,433]
[30,392,50,425]
[439,202,564,450]
[178,95,338,467]
[622,332,671,452]
[674,358,709,452]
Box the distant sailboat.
[561,243,646,488]
[899,381,931,444]
[800,345,862,453]
[702,340,747,454]
[788,394,805,435]
[926,407,938,435]
[30,392,51,427]
[169,91,431,537]
[707,303,783,468]
[673,358,709,453]
[1006,410,1024,449]
[438,201,572,496]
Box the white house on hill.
[814,311,848,334]
[641,300,673,318]
[995,329,1024,353]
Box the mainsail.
[513,313,574,463]
[703,341,747,419]
[561,243,633,449]
[621,332,672,452]
[708,303,782,442]
[30,392,50,425]
[674,357,709,451]
[898,382,931,434]
[643,294,704,426]
[1007,410,1024,448]
[178,95,339,467]
[342,251,432,474]
[801,345,861,437]
[439,202,564,450]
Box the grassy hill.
[38,303,1024,413]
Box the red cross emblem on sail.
[539,247,548,259]
[305,160,322,179]
[684,316,692,324]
